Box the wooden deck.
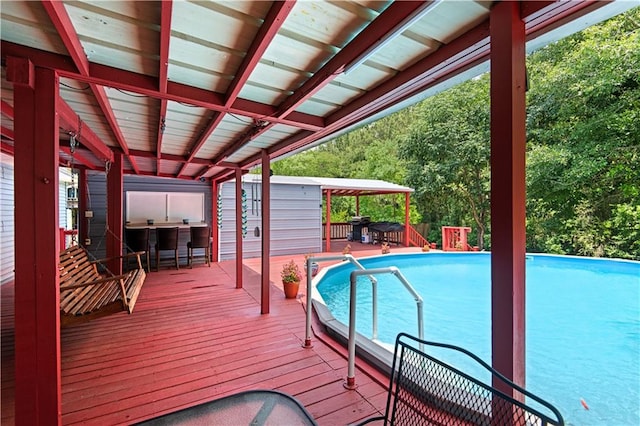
[2,241,419,425]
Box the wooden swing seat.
[59,245,146,327]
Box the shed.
[219,175,414,260]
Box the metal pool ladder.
[303,255,423,389]
[345,266,423,389]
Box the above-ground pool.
[315,253,640,426]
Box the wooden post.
[261,150,270,314]
[10,58,62,425]
[404,193,410,246]
[490,1,527,395]
[235,169,243,289]
[106,152,124,275]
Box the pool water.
[316,253,640,426]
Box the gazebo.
[0,1,633,423]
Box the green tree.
[401,76,491,249]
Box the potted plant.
[381,242,391,254]
[281,259,302,299]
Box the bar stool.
[124,227,151,272]
[155,227,179,271]
[187,226,211,268]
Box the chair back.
[380,333,564,426]
[156,227,179,250]
[125,228,150,252]
[189,226,211,248]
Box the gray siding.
[86,172,212,265]
[0,156,15,284]
[219,181,322,260]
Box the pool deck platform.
[1,240,422,425]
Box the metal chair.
[124,227,151,272]
[356,333,564,426]
[155,227,179,271]
[187,226,211,268]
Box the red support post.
[106,152,124,275]
[10,60,62,425]
[260,151,270,314]
[235,168,243,289]
[490,1,527,395]
[404,193,410,247]
[211,180,219,263]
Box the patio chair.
[155,227,179,271]
[187,225,211,268]
[356,332,564,426]
[124,227,151,272]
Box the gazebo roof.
[236,174,414,196]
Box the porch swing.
[58,136,147,327]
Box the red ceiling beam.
[58,99,114,163]
[1,141,14,155]
[155,0,172,175]
[211,1,431,165]
[1,126,15,140]
[240,1,612,169]
[42,1,137,173]
[128,148,211,165]
[1,42,325,131]
[60,146,96,170]
[226,1,296,106]
[522,0,608,39]
[176,1,296,178]
[1,100,15,118]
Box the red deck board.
[2,244,408,425]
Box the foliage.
[525,7,640,259]
[270,8,639,259]
[400,75,491,250]
[280,260,302,283]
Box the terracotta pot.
[283,281,299,299]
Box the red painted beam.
[41,1,89,75]
[60,146,97,170]
[155,1,172,175]
[490,1,527,395]
[11,61,62,425]
[176,112,224,177]
[1,41,325,132]
[106,152,124,275]
[42,1,138,173]
[227,1,295,106]
[1,141,15,155]
[213,1,429,164]
[1,126,14,140]
[58,99,114,163]
[278,1,431,118]
[260,149,270,314]
[185,0,296,172]
[1,100,14,117]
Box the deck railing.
[324,222,432,248]
[406,224,430,248]
[322,222,351,240]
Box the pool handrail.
[345,267,424,389]
[303,254,377,348]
